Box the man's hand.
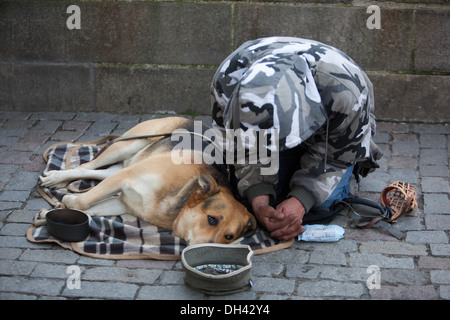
[273,197,305,241]
[251,195,283,231]
[251,195,306,241]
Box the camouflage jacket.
[211,37,383,211]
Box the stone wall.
[0,0,448,122]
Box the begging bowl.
[181,243,254,295]
[46,208,89,242]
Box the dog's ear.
[187,171,220,208]
[197,171,220,196]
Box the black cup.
[46,208,89,242]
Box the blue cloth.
[275,146,353,209]
[313,164,354,209]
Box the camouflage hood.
[212,37,370,151]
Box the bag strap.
[338,194,405,240]
[344,194,393,219]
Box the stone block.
[95,65,215,114]
[62,281,139,299]
[0,235,51,249]
[50,131,83,142]
[29,112,75,121]
[430,244,450,256]
[418,256,450,269]
[0,1,231,65]
[388,168,419,184]
[415,9,450,73]
[425,215,450,230]
[423,194,450,214]
[420,149,448,166]
[422,177,450,193]
[396,216,424,232]
[285,265,321,279]
[440,285,450,300]
[358,171,390,192]
[0,202,21,211]
[159,271,185,285]
[359,241,428,256]
[0,151,32,166]
[388,157,417,169]
[0,62,92,112]
[0,248,22,260]
[0,191,30,203]
[348,252,415,269]
[7,210,35,224]
[421,165,450,178]
[234,5,413,71]
[319,266,368,283]
[137,285,204,300]
[370,73,450,122]
[0,276,64,296]
[23,197,52,211]
[0,260,37,276]
[381,269,430,286]
[309,249,347,266]
[0,223,30,236]
[252,262,284,277]
[406,231,449,244]
[376,122,410,134]
[253,248,309,264]
[296,280,364,298]
[420,134,447,149]
[411,123,449,134]
[253,277,296,294]
[3,171,40,191]
[19,248,79,264]
[370,285,438,300]
[115,258,176,270]
[31,263,84,279]
[83,267,162,284]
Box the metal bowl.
[46,208,89,242]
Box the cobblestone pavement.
[0,111,449,300]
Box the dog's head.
[173,171,257,245]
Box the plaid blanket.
[27,137,293,260]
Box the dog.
[40,117,256,244]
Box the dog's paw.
[33,208,49,226]
[62,194,80,209]
[40,171,68,189]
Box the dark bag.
[302,200,347,225]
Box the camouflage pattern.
[211,37,383,209]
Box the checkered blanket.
[27,137,293,260]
